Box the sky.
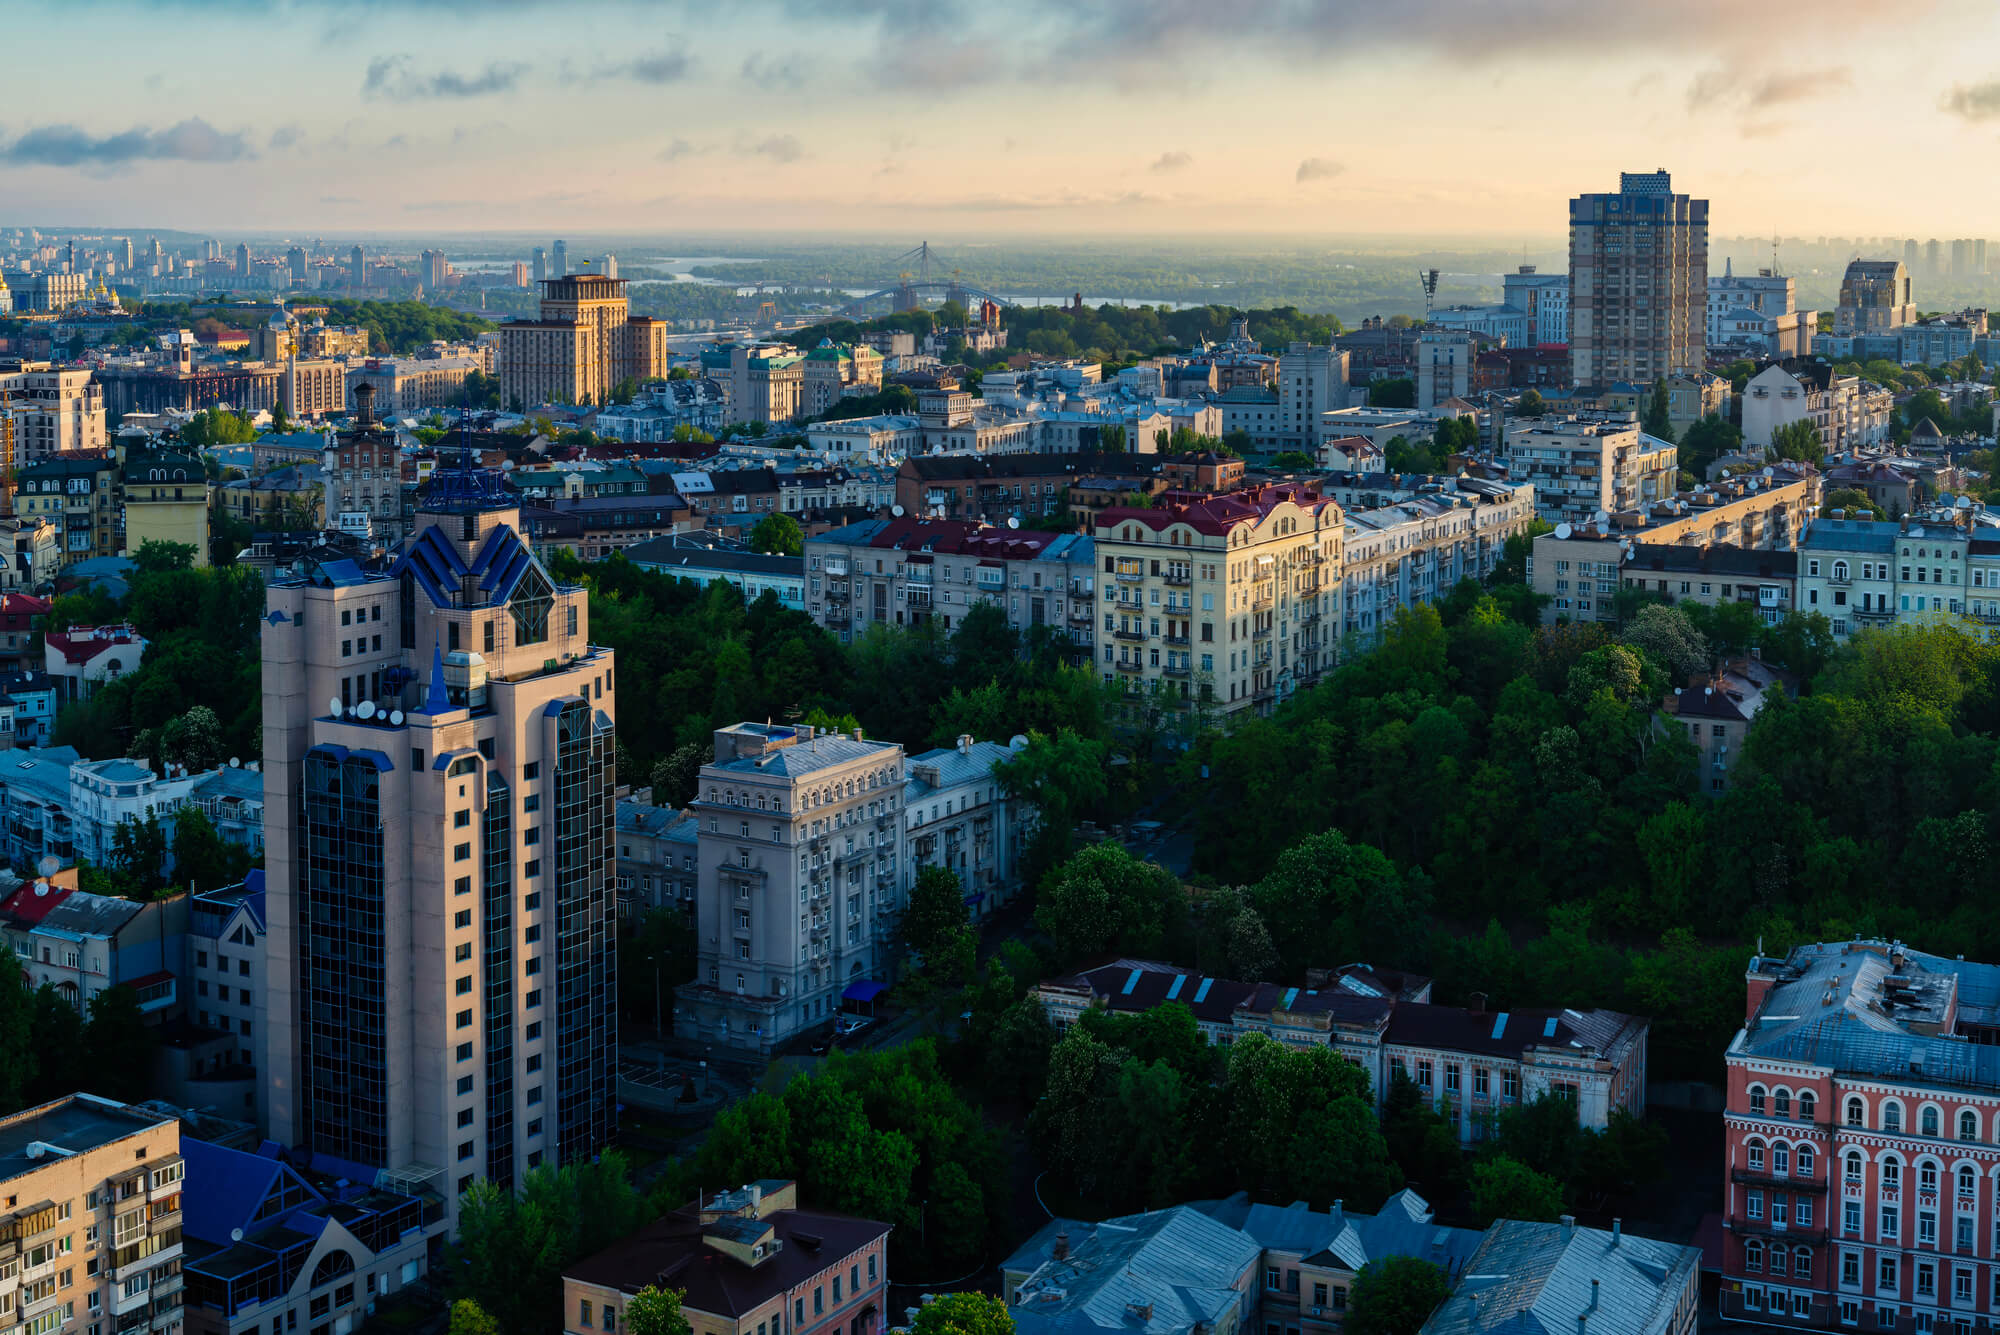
[6,0,2000,239]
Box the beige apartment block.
[799,343,883,418]
[1567,171,1708,388]
[676,723,905,1055]
[1503,412,1678,526]
[261,463,618,1227]
[0,1095,185,1335]
[0,363,107,460]
[1092,483,1344,717]
[281,358,346,421]
[497,276,667,409]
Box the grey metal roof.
[1193,1189,1482,1277]
[35,889,145,939]
[621,538,804,580]
[1420,1221,1698,1335]
[1006,1207,1262,1335]
[705,733,899,779]
[1798,518,1898,553]
[904,740,1019,800]
[0,746,82,804]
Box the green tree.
[649,742,704,807]
[170,806,234,894]
[1347,1257,1451,1335]
[625,1287,693,1335]
[132,540,198,575]
[82,987,156,1103]
[110,816,170,894]
[0,957,37,1112]
[1678,413,1742,476]
[1470,1154,1565,1225]
[1035,842,1189,966]
[1515,388,1545,418]
[1621,604,1708,679]
[620,907,696,1034]
[448,1301,504,1335]
[900,865,972,972]
[1368,378,1416,409]
[909,1293,1014,1335]
[1641,378,1676,443]
[1821,486,1883,519]
[447,1156,649,1335]
[749,513,804,556]
[1770,419,1824,465]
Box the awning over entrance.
[842,980,889,1003]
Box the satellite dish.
[1910,524,1926,538]
[1959,495,1975,510]
[357,701,377,720]
[1593,509,1610,526]
[390,710,405,725]
[229,757,241,768]
[230,1229,243,1243]
[891,504,905,517]
[1553,522,1573,540]
[1007,516,1020,529]
[328,696,344,717]
[1762,466,1775,478]
[502,459,515,471]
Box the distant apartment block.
[1503,412,1678,526]
[1568,170,1708,388]
[497,275,668,409]
[804,517,1095,643]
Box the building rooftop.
[1420,1220,1699,1335]
[1196,1188,1482,1277]
[1095,483,1339,538]
[622,537,804,579]
[0,1094,175,1186]
[1005,1206,1263,1335]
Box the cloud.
[363,54,524,100]
[1687,64,1851,111]
[1942,80,2000,122]
[741,53,809,88]
[0,117,253,165]
[268,124,306,150]
[1149,149,1192,173]
[319,194,358,204]
[602,50,692,84]
[1295,156,1343,183]
[659,137,712,160]
[743,133,804,162]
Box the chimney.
[1469,991,1486,1017]
[1612,1219,1621,1247]
[1560,1214,1575,1241]
[1590,1281,1599,1312]
[958,733,973,755]
[1053,1230,1070,1260]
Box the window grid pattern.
[483,771,516,1190]
[553,699,616,1159]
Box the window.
[1747,1190,1764,1220]
[1749,1142,1766,1172]
[1923,1107,1941,1137]
[1959,1166,1976,1199]
[1842,1252,1861,1286]
[1746,1240,1764,1272]
[1847,1097,1866,1128]
[1960,1110,1979,1141]
[1845,1201,1861,1234]
[1750,1085,1767,1116]
[1797,1144,1815,1177]
[1881,1206,1899,1239]
[1798,1091,1816,1121]
[1920,1211,1937,1245]
[1775,1090,1791,1118]
[1846,1151,1864,1183]
[1921,1162,1938,1193]
[1885,1104,1903,1133]
[1775,1146,1791,1176]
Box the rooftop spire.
[422,642,450,715]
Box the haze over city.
[8,0,2000,234]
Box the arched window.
[1749,1084,1768,1117]
[1960,1166,1977,1199]
[1920,1161,1939,1192]
[1797,1091,1816,1122]
[1885,1103,1903,1133]
[1793,1247,1812,1278]
[1962,1110,1980,1141]
[1845,1151,1865,1183]
[1884,1160,1902,1189]
[1748,1139,1767,1172]
[1774,1090,1792,1118]
[310,1251,356,1288]
[1833,560,1850,581]
[1745,1240,1765,1273]
[1796,1144,1815,1178]
[1847,1097,1866,1128]
[1923,1106,1942,1137]
[1774,1145,1792,1176]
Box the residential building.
[219,464,324,532]
[180,1137,444,1335]
[1796,513,1976,639]
[893,453,1101,526]
[497,275,668,409]
[260,458,619,1221]
[0,669,58,746]
[0,876,186,1013]
[0,361,108,459]
[804,518,1095,644]
[1618,542,1798,623]
[0,1095,186,1335]
[614,797,698,922]
[674,723,905,1055]
[187,765,265,860]
[0,517,61,594]
[1036,959,1649,1144]
[1834,259,1916,335]
[1567,170,1708,388]
[1421,1219,1697,1335]
[323,384,405,544]
[185,872,266,1106]
[902,735,1031,921]
[1318,406,1445,448]
[1336,476,1538,646]
[1094,484,1344,716]
[1003,1206,1263,1335]
[45,623,147,704]
[806,414,925,464]
[281,358,347,421]
[1709,262,1799,339]
[68,756,207,867]
[17,452,122,563]
[623,535,807,612]
[1664,656,1794,793]
[1415,329,1474,410]
[1425,304,1528,346]
[347,356,481,417]
[799,342,885,417]
[1276,344,1352,450]
[121,448,209,565]
[1717,939,2000,1330]
[561,1180,889,1335]
[595,378,729,443]
[0,594,48,673]
[724,345,806,426]
[0,745,81,866]
[516,494,696,564]
[1502,413,1678,526]
[1742,362,1887,453]
[1502,266,1570,347]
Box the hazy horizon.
[7,0,2000,237]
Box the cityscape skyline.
[7,0,2000,234]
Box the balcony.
[1162,664,1190,678]
[1163,632,1191,646]
[905,588,931,606]
[1251,624,1271,640]
[1113,659,1145,674]
[822,611,850,628]
[1853,607,1893,623]
[824,584,850,602]
[1114,568,1144,584]
[1068,608,1093,626]
[1113,628,1145,642]
[1163,571,1191,587]
[1731,1169,1827,1194]
[822,560,850,577]
[1724,1217,1827,1244]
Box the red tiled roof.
[0,880,75,925]
[44,625,143,666]
[1095,482,1340,536]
